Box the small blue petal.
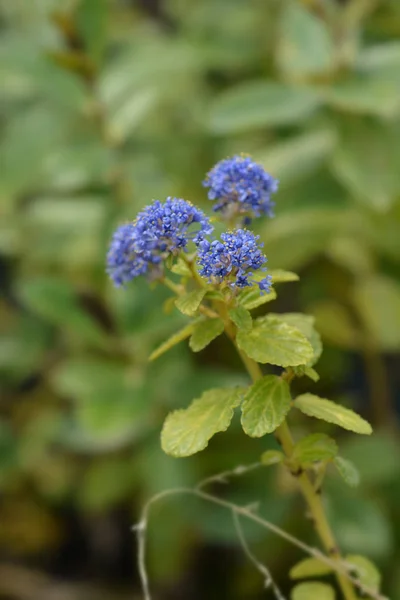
[107,198,213,287]
[197,228,271,294]
[203,155,278,220]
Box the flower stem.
[232,347,357,600]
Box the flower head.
[107,197,213,287]
[203,155,278,220]
[197,228,272,293]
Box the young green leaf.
[229,306,252,331]
[346,554,381,592]
[291,582,335,600]
[189,318,224,352]
[238,287,277,310]
[171,257,192,277]
[261,449,285,466]
[293,433,338,465]
[290,557,333,579]
[241,375,291,437]
[293,365,320,382]
[334,456,360,487]
[149,319,202,361]
[269,269,300,283]
[237,315,314,367]
[175,289,206,316]
[161,387,244,457]
[294,393,372,435]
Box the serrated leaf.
[237,315,314,367]
[270,269,300,283]
[161,387,244,457]
[272,313,322,366]
[294,394,372,435]
[171,257,192,277]
[293,433,338,465]
[261,449,284,466]
[208,81,321,133]
[291,582,335,600]
[229,306,252,331]
[290,557,333,579]
[189,318,224,352]
[334,456,360,487]
[238,287,277,310]
[241,375,291,437]
[149,320,201,361]
[346,554,381,592]
[175,289,206,316]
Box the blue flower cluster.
[107,197,213,287]
[203,155,278,219]
[197,229,272,293]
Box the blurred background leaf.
[1,0,399,599]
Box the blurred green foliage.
[1,0,400,598]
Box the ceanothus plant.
[107,156,381,600]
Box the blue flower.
[203,155,278,220]
[107,197,213,287]
[197,229,272,293]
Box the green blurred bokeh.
[1,1,400,598]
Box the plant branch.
[231,346,358,600]
[133,479,387,600]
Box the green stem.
[232,344,357,600]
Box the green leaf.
[237,315,314,367]
[76,0,108,65]
[325,74,400,119]
[171,257,192,277]
[229,306,252,331]
[334,456,360,487]
[149,320,201,361]
[189,318,225,352]
[260,449,285,466]
[277,2,334,77]
[346,554,381,592]
[352,275,400,351]
[258,130,336,188]
[310,301,360,350]
[272,313,322,366]
[161,387,244,457]
[16,277,107,347]
[332,120,400,212]
[293,433,338,465]
[293,365,320,382]
[238,287,277,310]
[175,289,206,316]
[294,394,372,435]
[78,459,135,511]
[290,557,333,579]
[270,269,300,283]
[208,81,321,133]
[107,88,159,143]
[241,375,291,437]
[291,582,335,600]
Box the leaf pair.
[162,378,372,458]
